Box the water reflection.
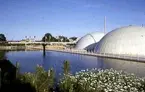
[99,58,145,77]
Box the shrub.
[63,60,70,75]
[59,68,145,92]
[19,65,55,92]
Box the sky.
[0,0,145,40]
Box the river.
[1,50,145,77]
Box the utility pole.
[142,24,144,27]
[104,16,106,34]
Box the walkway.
[47,49,145,62]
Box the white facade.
[75,32,104,50]
[95,26,145,56]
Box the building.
[95,26,145,56]
[75,32,105,50]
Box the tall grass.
[18,65,55,92]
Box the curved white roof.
[75,32,104,50]
[95,26,145,56]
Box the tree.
[0,34,6,41]
[42,33,52,42]
[69,37,77,41]
[42,33,70,42]
[51,37,58,42]
[58,36,69,42]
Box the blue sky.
[0,0,145,40]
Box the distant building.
[22,36,36,42]
[75,32,105,50]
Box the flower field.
[59,68,145,92]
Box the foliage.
[0,34,6,41]
[42,33,58,42]
[69,37,77,41]
[59,68,145,92]
[0,51,6,60]
[59,60,72,92]
[63,60,70,75]
[19,65,55,92]
[47,68,55,90]
[58,36,69,42]
[59,74,74,92]
[16,62,20,79]
[42,33,69,42]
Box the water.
[1,51,145,77]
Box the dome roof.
[75,32,104,50]
[95,26,145,56]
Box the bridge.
[6,41,76,45]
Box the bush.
[59,68,145,92]
[19,65,55,92]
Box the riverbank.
[0,45,65,51]
[0,46,26,50]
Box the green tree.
[58,36,69,42]
[51,37,58,42]
[42,33,52,42]
[42,33,70,42]
[0,34,6,41]
[69,37,77,41]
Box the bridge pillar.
[42,44,47,57]
[42,36,47,57]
